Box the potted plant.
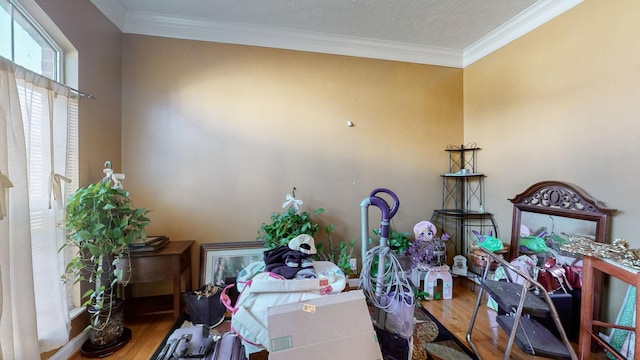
[182,284,226,327]
[258,189,358,288]
[370,228,413,255]
[369,227,413,270]
[404,225,450,270]
[61,176,149,348]
[257,187,324,249]
[315,224,356,277]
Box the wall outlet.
[350,258,357,273]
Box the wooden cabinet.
[126,240,194,320]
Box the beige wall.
[464,0,640,318]
[121,35,463,285]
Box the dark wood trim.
[508,180,616,262]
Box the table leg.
[185,252,192,293]
[173,272,181,320]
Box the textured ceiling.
[91,0,582,67]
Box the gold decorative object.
[561,236,640,269]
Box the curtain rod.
[1,55,97,100]
[70,87,96,100]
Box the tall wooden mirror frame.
[508,180,617,262]
[508,180,617,348]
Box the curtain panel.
[0,56,76,358]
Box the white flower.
[282,193,303,213]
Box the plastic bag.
[519,236,549,252]
[475,234,504,252]
[376,288,415,338]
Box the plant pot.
[183,286,226,327]
[396,255,412,273]
[87,299,126,346]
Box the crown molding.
[90,0,127,31]
[91,0,582,68]
[463,0,583,67]
[123,11,463,67]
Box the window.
[0,0,61,81]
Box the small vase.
[397,255,413,273]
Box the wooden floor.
[69,277,608,360]
[420,277,607,360]
[68,312,176,360]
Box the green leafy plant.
[258,189,356,277]
[61,180,150,331]
[257,188,324,249]
[370,228,413,255]
[414,288,440,301]
[315,224,356,276]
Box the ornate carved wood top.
[509,180,615,216]
[508,180,616,261]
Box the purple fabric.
[263,245,313,279]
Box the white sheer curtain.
[0,56,75,358]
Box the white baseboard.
[49,330,89,360]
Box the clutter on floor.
[161,290,383,360]
[171,187,486,359]
[154,324,230,360]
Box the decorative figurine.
[452,255,468,277]
[407,221,452,300]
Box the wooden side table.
[126,240,194,319]
[579,255,639,359]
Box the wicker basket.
[470,246,509,271]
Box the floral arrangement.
[404,220,450,269]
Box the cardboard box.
[268,290,382,360]
[269,331,381,360]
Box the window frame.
[3,0,64,82]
